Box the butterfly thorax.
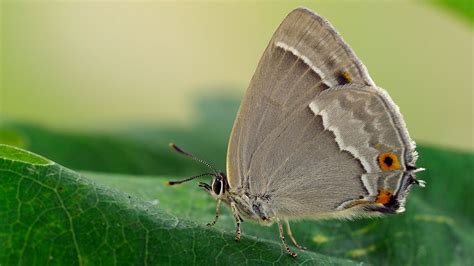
[227,188,276,224]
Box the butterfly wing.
[227,8,373,187]
[308,85,418,212]
[226,8,416,218]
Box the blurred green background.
[0,1,473,265]
[1,1,472,151]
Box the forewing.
[226,8,374,191]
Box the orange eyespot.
[338,70,352,84]
[378,152,400,171]
[376,190,393,205]
[341,71,352,82]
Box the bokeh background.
[1,1,472,152]
[1,1,473,265]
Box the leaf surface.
[0,144,358,265]
[1,95,472,265]
[0,144,472,265]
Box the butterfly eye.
[212,179,223,195]
[378,152,401,171]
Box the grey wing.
[309,85,417,176]
[308,85,418,211]
[244,85,418,218]
[226,8,376,214]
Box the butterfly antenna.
[166,172,216,186]
[169,143,219,173]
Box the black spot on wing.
[337,71,352,85]
[384,156,394,167]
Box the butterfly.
[166,7,425,257]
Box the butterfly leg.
[285,220,306,251]
[277,219,297,257]
[230,201,242,241]
[207,199,221,227]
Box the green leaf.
[89,145,474,265]
[1,143,473,265]
[0,144,51,165]
[1,94,472,264]
[0,144,358,265]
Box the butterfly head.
[209,172,230,197]
[166,143,230,199]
